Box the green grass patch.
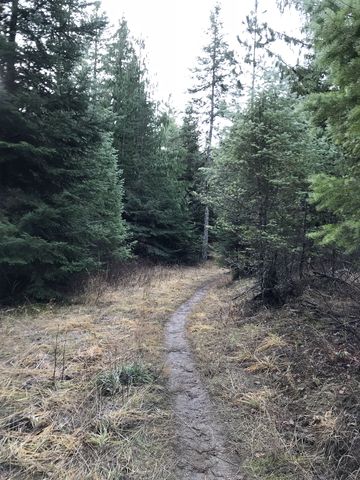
[96,363,155,396]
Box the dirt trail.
[165,284,242,480]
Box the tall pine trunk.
[202,205,210,261]
[6,0,19,92]
[250,0,258,110]
[201,40,216,261]
[299,199,308,279]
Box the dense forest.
[0,0,359,302]
[0,2,359,479]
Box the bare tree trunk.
[201,34,217,261]
[331,248,337,277]
[6,0,19,92]
[93,26,99,83]
[299,199,308,279]
[202,205,209,261]
[250,0,258,111]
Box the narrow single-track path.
[165,284,242,479]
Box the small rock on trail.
[165,285,242,479]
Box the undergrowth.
[96,363,156,396]
[0,262,219,479]
[189,273,360,480]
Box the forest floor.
[0,263,222,479]
[0,264,359,479]
[189,274,360,480]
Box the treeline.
[0,1,204,301]
[208,0,360,303]
[0,0,359,303]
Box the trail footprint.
[165,285,242,480]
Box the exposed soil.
[165,284,242,480]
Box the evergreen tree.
[304,0,360,253]
[0,0,128,301]
[239,0,309,100]
[189,3,240,260]
[237,0,276,106]
[210,85,326,301]
[103,21,157,250]
[154,111,198,261]
[104,21,197,261]
[179,105,204,258]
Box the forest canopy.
[0,0,359,302]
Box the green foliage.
[305,0,360,152]
[179,105,205,258]
[306,0,360,253]
[192,3,239,148]
[2,0,356,304]
[0,1,129,301]
[153,112,199,262]
[210,84,327,298]
[104,22,198,262]
[309,172,360,252]
[189,3,240,260]
[96,363,155,396]
[190,3,240,136]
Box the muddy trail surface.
[165,284,242,480]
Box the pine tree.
[0,0,128,301]
[103,21,155,253]
[238,0,308,100]
[237,0,276,106]
[179,105,204,257]
[210,84,326,301]
[189,3,240,260]
[104,21,197,262]
[304,0,360,253]
[153,110,198,261]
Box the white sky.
[101,0,304,114]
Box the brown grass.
[188,275,360,480]
[0,262,220,479]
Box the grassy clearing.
[188,275,360,480]
[0,263,220,479]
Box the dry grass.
[188,275,360,480]
[0,262,221,479]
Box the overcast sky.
[101,0,303,113]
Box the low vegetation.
[0,263,219,479]
[189,273,360,480]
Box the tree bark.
[251,0,258,111]
[201,28,217,261]
[6,0,19,92]
[202,205,210,261]
[299,199,308,279]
